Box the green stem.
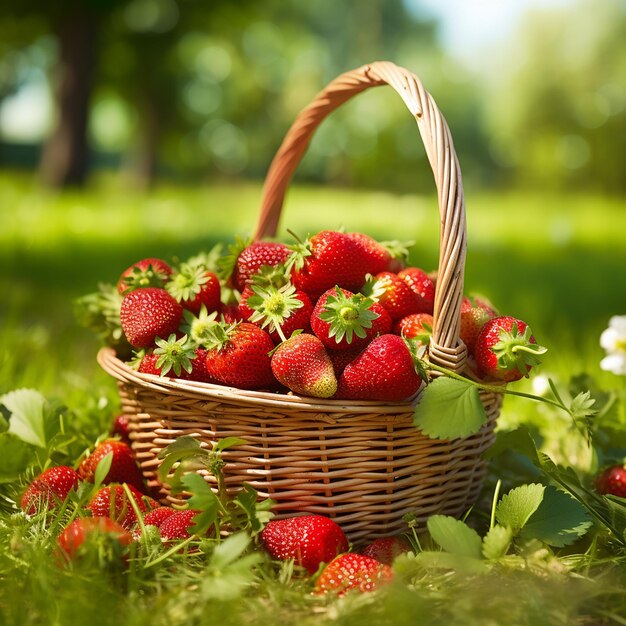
[490,479,502,531]
[426,361,571,415]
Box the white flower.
[600,316,626,375]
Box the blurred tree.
[486,0,626,193]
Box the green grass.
[1,172,626,625]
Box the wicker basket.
[98,62,502,543]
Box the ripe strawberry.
[78,439,145,493]
[328,345,364,378]
[474,316,547,382]
[120,287,183,349]
[363,272,423,321]
[360,536,412,565]
[21,466,81,515]
[167,263,221,314]
[225,240,291,292]
[117,258,173,295]
[158,509,201,541]
[138,334,214,382]
[111,415,131,444]
[311,287,391,351]
[220,303,244,324]
[244,283,313,343]
[337,334,421,402]
[393,313,434,348]
[271,334,337,398]
[287,230,376,299]
[260,514,349,574]
[397,267,435,314]
[460,296,497,353]
[143,506,177,528]
[204,322,276,389]
[345,233,409,274]
[57,517,133,561]
[314,553,393,595]
[87,484,157,529]
[596,465,626,498]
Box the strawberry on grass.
[360,536,412,565]
[78,439,145,493]
[271,333,337,398]
[260,514,349,574]
[314,553,393,595]
[21,466,81,515]
[57,517,134,563]
[596,465,626,498]
[87,484,158,529]
[158,509,203,541]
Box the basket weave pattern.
[99,62,501,543]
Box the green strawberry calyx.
[203,321,240,352]
[379,239,414,263]
[166,263,210,303]
[249,264,290,290]
[153,334,196,377]
[360,274,387,301]
[217,235,253,282]
[491,324,548,377]
[319,287,380,345]
[120,263,170,294]
[284,231,313,274]
[180,305,219,345]
[247,283,304,343]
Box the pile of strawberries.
[106,229,543,402]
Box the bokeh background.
[0,0,625,399]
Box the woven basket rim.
[98,347,421,414]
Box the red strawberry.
[311,287,391,351]
[227,240,291,292]
[158,509,201,540]
[21,466,81,515]
[363,272,423,321]
[140,334,215,382]
[345,233,409,274]
[397,267,435,314]
[596,465,626,498]
[474,316,546,382]
[57,517,133,561]
[220,303,244,324]
[137,351,161,376]
[260,514,349,574]
[204,322,275,389]
[167,263,221,314]
[314,553,393,595]
[271,334,337,398]
[120,287,183,349]
[328,345,364,377]
[360,536,412,565]
[393,313,434,347]
[143,506,177,527]
[111,415,131,444]
[243,283,313,343]
[87,484,157,529]
[287,230,376,299]
[78,439,145,493]
[460,296,497,354]
[117,258,173,295]
[337,334,421,402]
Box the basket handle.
[254,62,467,372]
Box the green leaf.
[157,436,207,485]
[214,437,247,453]
[2,389,48,448]
[427,515,483,559]
[413,551,487,574]
[414,377,487,440]
[482,525,513,559]
[234,483,275,535]
[181,472,219,535]
[0,433,36,482]
[93,452,113,488]
[496,484,545,531]
[569,391,597,421]
[521,486,593,547]
[210,532,250,569]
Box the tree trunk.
[132,97,161,189]
[39,13,98,188]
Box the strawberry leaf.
[181,472,220,535]
[157,436,208,486]
[520,485,592,547]
[427,515,483,559]
[413,377,486,439]
[93,451,113,489]
[496,484,545,531]
[1,389,48,449]
[482,524,513,560]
